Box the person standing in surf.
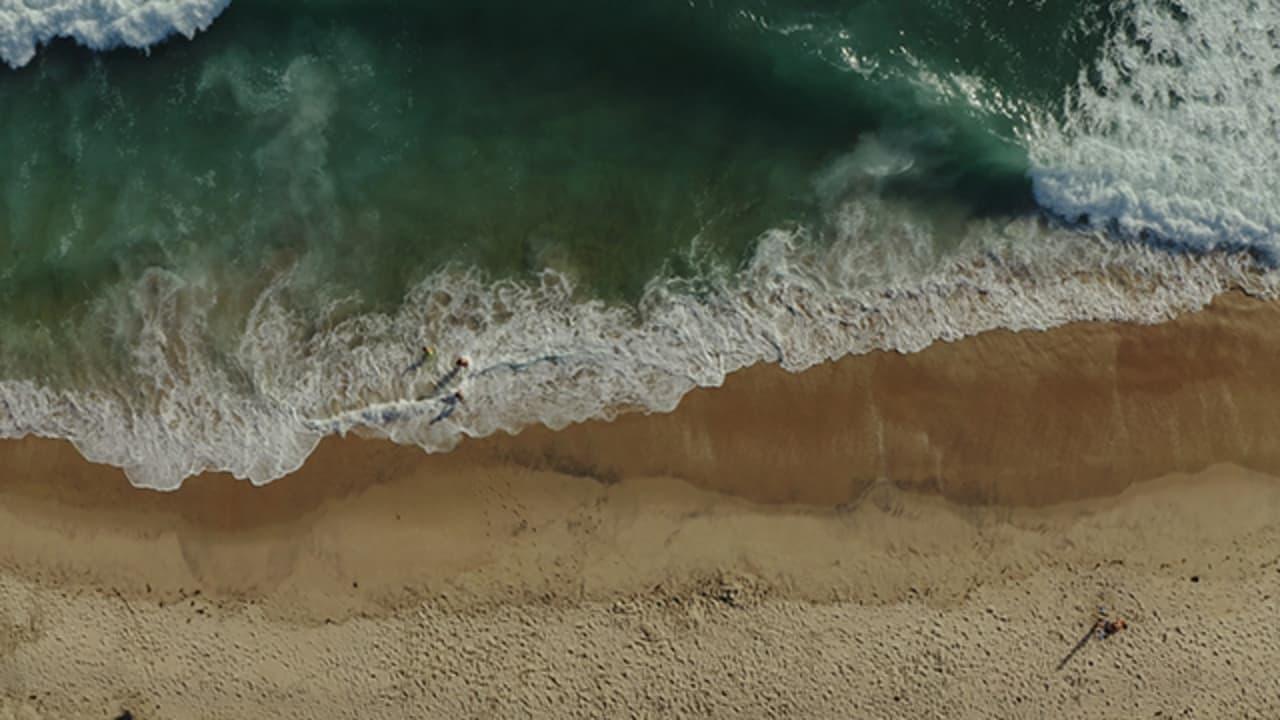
[402,345,437,375]
[429,356,470,395]
[429,390,465,425]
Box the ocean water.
[0,0,1277,489]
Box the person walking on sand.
[1058,608,1129,670]
[1095,618,1127,639]
[1091,606,1128,641]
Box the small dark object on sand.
[1098,618,1127,639]
[116,711,135,720]
[1057,613,1128,670]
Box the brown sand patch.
[1,464,1279,718]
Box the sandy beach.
[4,293,1280,718]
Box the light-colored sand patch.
[2,465,1279,718]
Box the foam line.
[0,210,1272,490]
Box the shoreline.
[5,292,1280,716]
[3,291,1280,594]
[8,289,1280,505]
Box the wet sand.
[3,292,1280,718]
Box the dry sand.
[3,293,1280,718]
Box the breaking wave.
[0,201,1273,489]
[1028,0,1280,252]
[0,0,229,68]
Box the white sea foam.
[0,200,1273,490]
[0,0,230,68]
[1027,0,1280,251]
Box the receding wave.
[1,201,1273,489]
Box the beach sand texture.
[3,293,1280,718]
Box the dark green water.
[0,0,1108,316]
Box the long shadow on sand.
[1056,622,1098,671]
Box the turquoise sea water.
[1,0,1278,488]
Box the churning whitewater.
[1,0,1278,489]
[0,0,230,69]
